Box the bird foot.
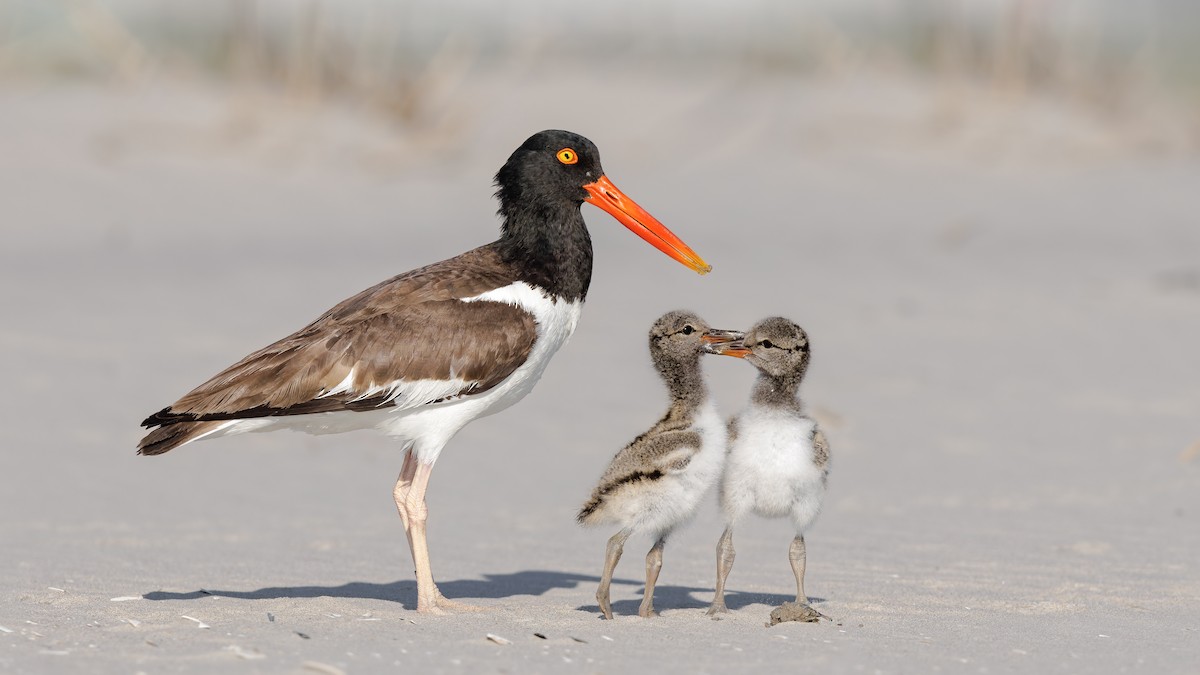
[597,593,614,620]
[437,597,486,613]
[417,594,486,614]
[416,603,450,616]
[706,603,729,617]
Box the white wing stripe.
[316,366,475,409]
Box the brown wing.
[142,244,536,426]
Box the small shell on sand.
[181,615,210,629]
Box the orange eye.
[556,148,578,165]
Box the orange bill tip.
[716,346,751,358]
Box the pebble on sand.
[768,602,826,625]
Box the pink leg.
[392,450,481,613]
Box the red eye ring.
[556,148,578,165]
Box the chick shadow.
[143,570,643,611]
[575,583,826,617]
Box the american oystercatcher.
[576,311,741,619]
[138,130,711,614]
[704,318,830,619]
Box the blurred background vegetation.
[2,0,1197,140]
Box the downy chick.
[706,317,829,617]
[578,310,742,619]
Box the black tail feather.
[137,420,222,456]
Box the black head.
[494,130,602,214]
[741,317,811,380]
[493,130,711,276]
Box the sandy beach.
[1,58,1198,674]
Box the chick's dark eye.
[760,339,775,349]
[681,325,695,335]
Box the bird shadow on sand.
[575,584,824,618]
[143,570,821,614]
[142,570,644,611]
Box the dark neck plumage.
[751,372,804,412]
[656,353,709,421]
[496,199,593,302]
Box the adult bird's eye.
[760,339,775,349]
[556,148,578,165]
[681,325,695,335]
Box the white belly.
[721,406,826,531]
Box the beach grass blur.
[2,0,1197,141]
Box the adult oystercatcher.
[704,318,830,621]
[138,130,711,614]
[577,310,741,619]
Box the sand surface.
[1,67,1198,674]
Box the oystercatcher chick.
[137,130,711,614]
[704,317,830,618]
[577,310,742,619]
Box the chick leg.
[706,527,735,615]
[789,534,807,604]
[638,536,666,618]
[597,529,630,620]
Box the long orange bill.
[583,174,711,275]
